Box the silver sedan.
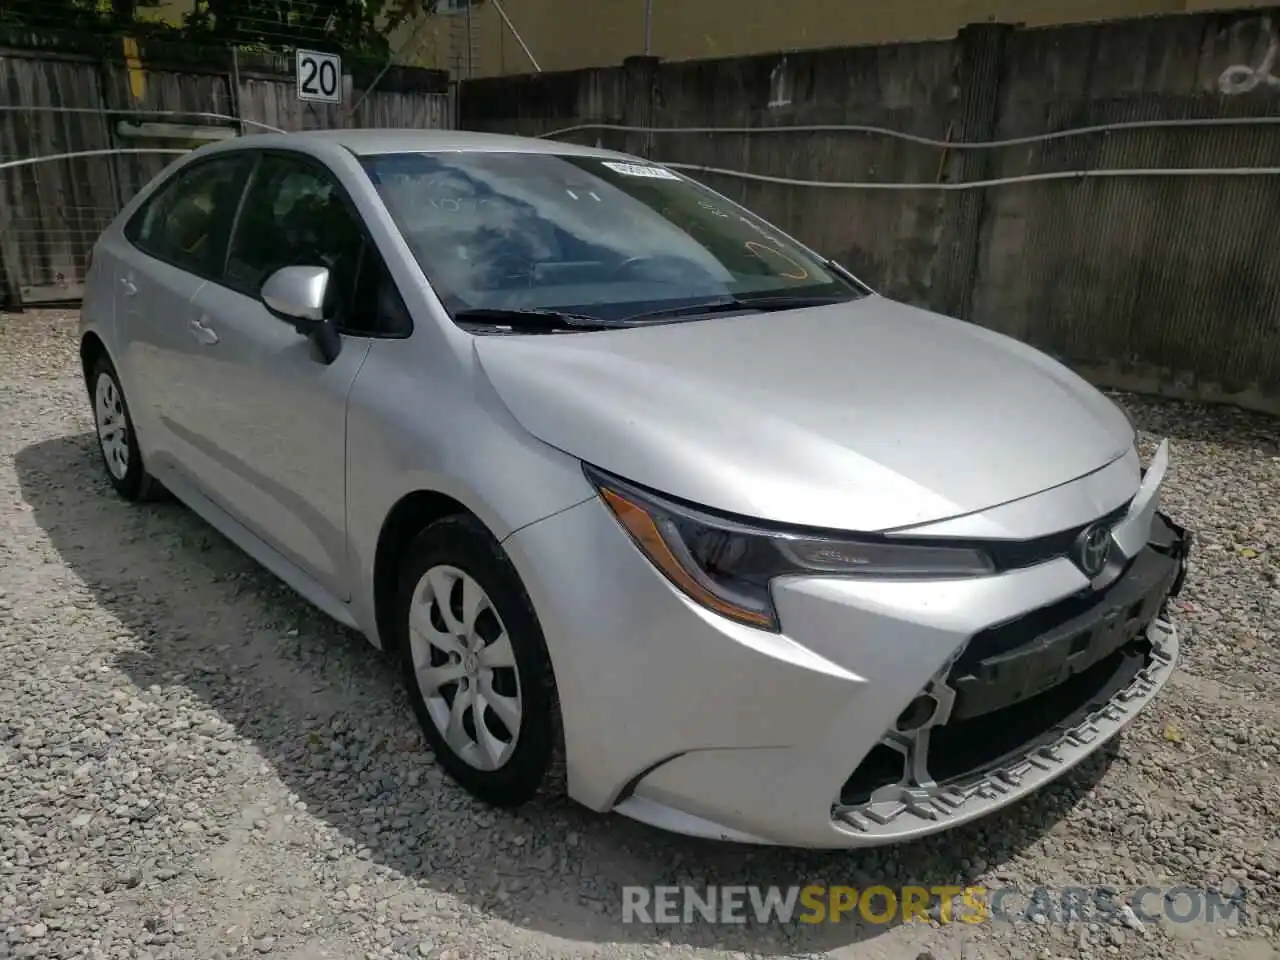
[79,129,1192,848]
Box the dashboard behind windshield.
[359,151,861,323]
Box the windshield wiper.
[619,293,853,324]
[453,308,625,332]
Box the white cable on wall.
[0,105,286,134]
[661,161,1280,190]
[538,117,1280,188]
[539,116,1280,150]
[9,108,1276,152]
[0,148,190,172]
[5,125,1276,191]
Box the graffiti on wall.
[1218,17,1280,94]
[768,57,792,109]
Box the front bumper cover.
[504,461,1192,849]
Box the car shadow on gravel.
[16,432,1119,955]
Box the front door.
[181,281,369,597]
[174,150,384,599]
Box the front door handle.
[119,276,137,296]
[189,316,219,345]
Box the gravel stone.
[1,309,1277,959]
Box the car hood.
[472,295,1134,532]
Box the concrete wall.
[460,10,1280,413]
[428,0,1278,77]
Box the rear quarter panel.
[79,238,116,356]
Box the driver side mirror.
[261,265,342,364]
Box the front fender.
[343,338,594,646]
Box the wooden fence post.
[621,54,661,159]
[0,202,25,313]
[931,22,1016,322]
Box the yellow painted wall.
[135,0,1277,77]
[416,0,1275,77]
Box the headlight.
[585,466,995,632]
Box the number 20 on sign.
[296,49,342,104]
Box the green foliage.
[0,0,158,31]
[0,0,438,56]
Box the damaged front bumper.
[831,511,1194,840]
[507,436,1193,849]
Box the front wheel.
[90,355,161,502]
[394,515,562,807]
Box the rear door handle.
[189,316,219,345]
[119,276,137,296]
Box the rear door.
[112,153,254,481]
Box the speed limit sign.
[296,49,342,104]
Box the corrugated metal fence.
[0,30,453,307]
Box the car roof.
[229,128,630,160]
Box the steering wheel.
[605,254,708,283]
[477,251,536,289]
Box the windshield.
[360,151,863,323]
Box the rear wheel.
[90,355,161,502]
[394,515,562,807]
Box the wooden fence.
[0,29,453,307]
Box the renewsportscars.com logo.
[622,884,1248,926]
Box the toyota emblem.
[1074,523,1112,578]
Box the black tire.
[89,355,162,502]
[394,514,563,807]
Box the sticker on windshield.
[601,161,681,180]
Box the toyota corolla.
[79,129,1192,848]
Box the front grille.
[875,501,1131,574]
[981,501,1130,572]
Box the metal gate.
[0,42,454,310]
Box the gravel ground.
[1,309,1277,960]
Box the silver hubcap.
[95,374,129,481]
[409,565,522,771]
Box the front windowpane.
[226,155,363,315]
[361,151,860,323]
